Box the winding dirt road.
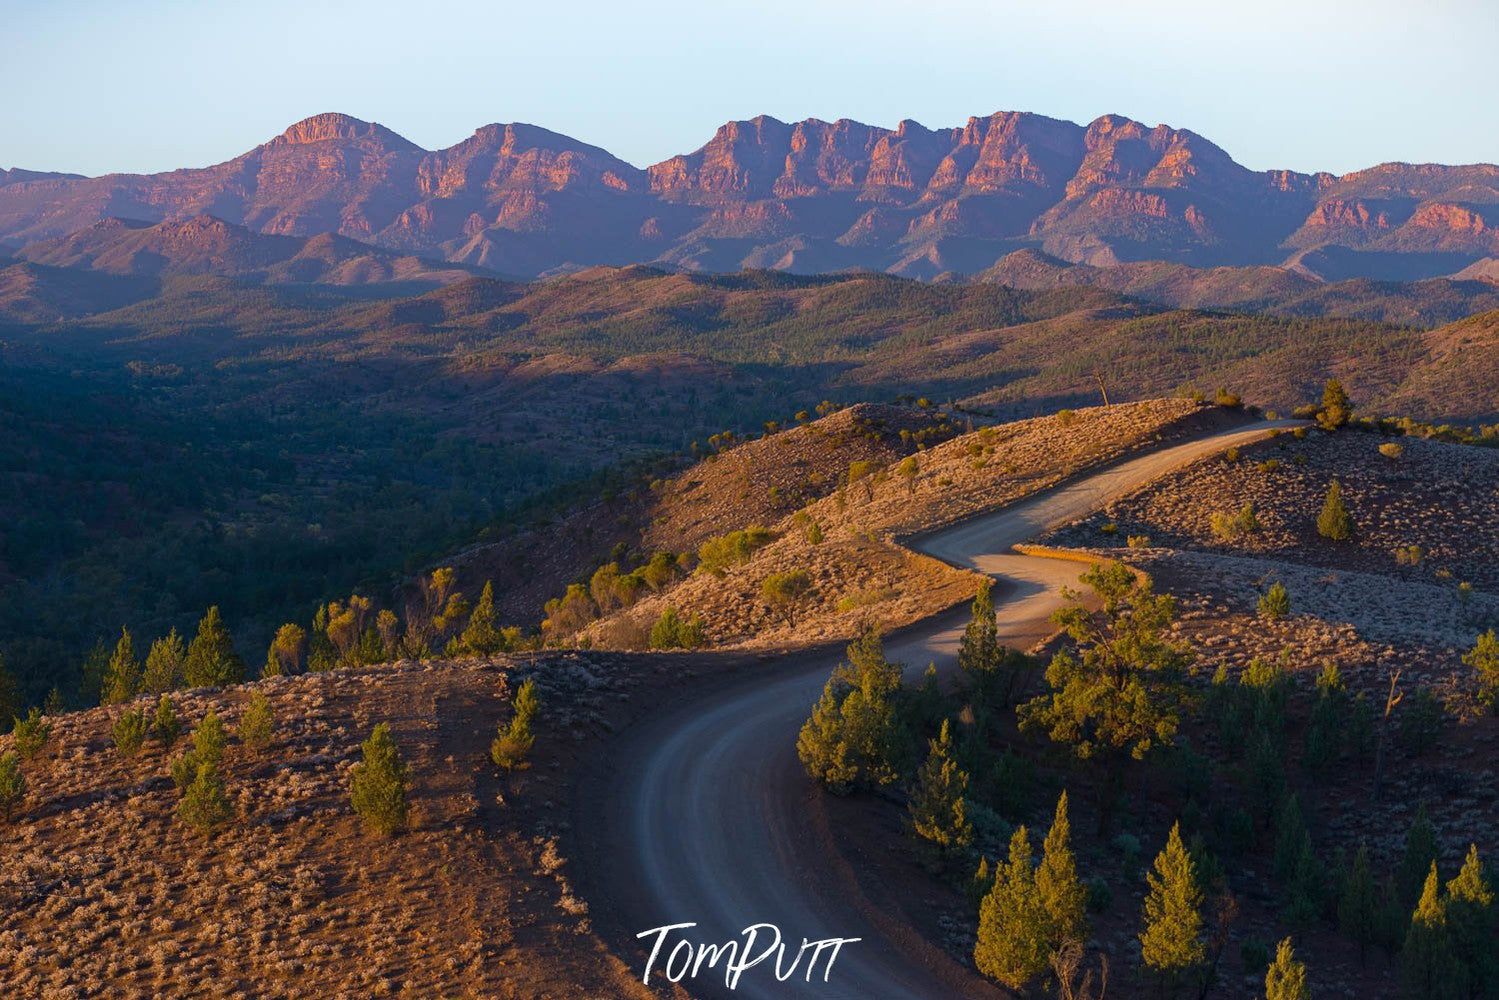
[587,420,1292,999]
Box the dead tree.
[1373,668,1404,801]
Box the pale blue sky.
[4,0,1496,177]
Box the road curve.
[586,420,1292,999]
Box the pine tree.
[1400,805,1440,910]
[1037,790,1088,950]
[263,623,306,678]
[1340,842,1380,962]
[351,722,410,835]
[1140,822,1206,981]
[142,629,186,694]
[153,695,181,747]
[192,709,227,767]
[1259,581,1292,620]
[491,679,539,771]
[908,719,972,854]
[974,826,1051,990]
[1444,845,1496,1000]
[797,626,904,792]
[183,607,245,687]
[111,707,149,756]
[0,653,18,727]
[1402,864,1464,1000]
[100,627,141,705]
[1265,937,1310,1000]
[1318,480,1354,541]
[959,579,1001,680]
[238,691,274,750]
[1019,562,1190,832]
[11,707,50,759]
[1318,379,1353,431]
[461,581,506,655]
[0,750,24,822]
[1464,631,1499,709]
[178,762,234,834]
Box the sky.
[4,0,1497,178]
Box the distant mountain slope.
[976,248,1499,325]
[3,110,1496,280]
[16,214,479,286]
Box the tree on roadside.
[798,626,905,793]
[1318,379,1353,431]
[1019,562,1191,831]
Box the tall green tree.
[100,628,141,705]
[142,629,186,693]
[908,719,972,855]
[1400,805,1441,910]
[1445,845,1496,1000]
[974,826,1050,990]
[0,750,24,822]
[1318,379,1353,431]
[1019,562,1191,831]
[1340,842,1380,962]
[1464,631,1499,710]
[351,722,410,835]
[1036,790,1088,950]
[1318,480,1354,541]
[1265,937,1310,1000]
[263,623,307,678]
[797,626,905,793]
[1402,864,1464,1000]
[492,679,540,771]
[1140,822,1206,985]
[183,607,245,687]
[461,582,506,655]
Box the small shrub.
[1085,877,1113,913]
[1126,534,1151,549]
[351,722,410,835]
[762,570,814,625]
[1215,387,1243,408]
[111,708,149,757]
[649,607,706,650]
[696,526,774,577]
[1240,937,1272,975]
[1057,408,1077,426]
[1465,630,1499,707]
[1211,503,1260,543]
[1099,522,1119,535]
[238,691,274,750]
[153,695,181,746]
[178,763,234,834]
[1259,581,1291,620]
[1224,447,1241,463]
[1379,442,1404,459]
[170,752,199,791]
[11,708,50,759]
[1394,545,1424,566]
[192,710,227,766]
[1257,458,1281,473]
[1402,688,1445,756]
[0,751,24,822]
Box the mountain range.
[3,110,1498,282]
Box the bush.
[1127,534,1152,549]
[696,526,774,577]
[351,722,410,835]
[1379,442,1405,459]
[1463,630,1499,708]
[178,763,234,834]
[0,751,24,822]
[192,710,227,766]
[111,708,149,757]
[649,607,707,650]
[1259,581,1291,620]
[238,691,274,750]
[762,570,814,625]
[11,708,50,759]
[1211,503,1260,542]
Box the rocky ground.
[0,654,658,1000]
